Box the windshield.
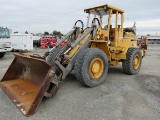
[87,14,109,28]
[0,28,10,38]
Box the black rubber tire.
[46,46,63,65]
[0,52,6,58]
[46,46,63,76]
[122,48,142,75]
[74,48,108,87]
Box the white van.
[11,34,33,51]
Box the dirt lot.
[0,44,160,120]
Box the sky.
[0,0,160,35]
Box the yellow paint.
[84,4,124,14]
[89,58,104,79]
[91,41,111,61]
[67,34,90,57]
[64,4,146,67]
[133,54,140,69]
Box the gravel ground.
[0,44,160,120]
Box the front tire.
[46,46,63,65]
[75,48,108,87]
[46,46,63,76]
[122,48,142,75]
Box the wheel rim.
[89,58,104,79]
[133,54,140,69]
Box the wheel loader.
[0,4,145,116]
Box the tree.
[25,31,28,34]
[44,31,49,35]
[53,30,63,36]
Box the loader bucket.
[0,53,59,116]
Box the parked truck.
[0,27,12,58]
[40,36,57,48]
[10,33,33,51]
[40,36,67,48]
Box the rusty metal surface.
[44,78,61,98]
[139,36,148,49]
[0,53,57,116]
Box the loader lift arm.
[54,20,84,47]
[47,18,100,80]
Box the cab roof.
[84,4,124,16]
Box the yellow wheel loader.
[0,4,145,116]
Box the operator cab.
[84,4,124,47]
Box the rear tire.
[0,52,6,58]
[74,48,108,87]
[122,48,142,75]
